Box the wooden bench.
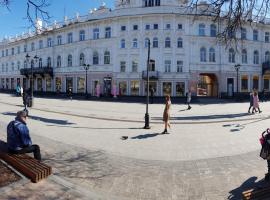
[0,141,52,183]
[242,187,270,200]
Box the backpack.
[259,129,270,160]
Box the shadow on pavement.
[228,176,270,200]
[2,112,75,125]
[131,133,160,139]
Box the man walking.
[248,91,254,113]
[150,86,155,104]
[186,90,192,110]
[7,111,41,161]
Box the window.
[176,60,183,72]
[5,49,8,56]
[132,61,138,72]
[209,48,215,62]
[241,28,247,40]
[11,62,14,71]
[132,38,138,48]
[155,0,160,6]
[17,46,20,54]
[120,39,126,48]
[11,48,14,55]
[165,60,171,72]
[178,24,183,30]
[177,37,183,48]
[266,51,270,62]
[153,24,158,29]
[229,48,235,63]
[24,45,27,53]
[57,56,61,67]
[145,24,150,30]
[121,26,126,31]
[57,35,62,45]
[153,37,158,48]
[163,82,172,96]
[165,37,171,48]
[120,61,126,72]
[254,50,259,64]
[93,51,99,65]
[145,38,150,48]
[104,51,110,64]
[228,30,236,38]
[17,61,20,70]
[166,24,171,29]
[47,38,52,47]
[253,30,258,41]
[31,42,35,51]
[31,60,34,68]
[79,30,85,41]
[38,58,42,68]
[67,33,73,43]
[210,24,217,37]
[2,50,4,57]
[39,40,43,49]
[133,25,138,30]
[93,28,99,39]
[130,80,139,96]
[67,55,72,67]
[47,57,51,67]
[24,61,27,68]
[176,82,185,96]
[199,23,205,36]
[79,53,85,66]
[266,32,270,43]
[105,27,111,38]
[200,47,206,62]
[241,75,248,92]
[242,49,247,64]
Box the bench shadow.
[228,176,270,200]
[131,133,160,139]
[2,112,75,125]
[0,139,7,152]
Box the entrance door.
[197,74,218,97]
[103,77,112,97]
[66,77,73,93]
[227,78,234,97]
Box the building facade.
[0,0,270,97]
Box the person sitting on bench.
[7,110,41,161]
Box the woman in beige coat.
[162,95,171,134]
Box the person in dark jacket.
[150,86,155,104]
[7,111,41,161]
[248,91,254,113]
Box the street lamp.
[234,64,241,96]
[144,38,151,129]
[83,63,90,99]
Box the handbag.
[260,129,270,160]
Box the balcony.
[142,71,159,80]
[20,67,54,78]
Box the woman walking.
[162,95,171,134]
[253,91,262,113]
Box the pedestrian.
[248,91,254,113]
[68,87,72,100]
[161,95,171,134]
[20,86,24,97]
[16,85,21,96]
[186,90,192,110]
[7,110,41,161]
[22,90,29,115]
[252,91,262,113]
[150,86,155,104]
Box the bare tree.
[1,0,50,28]
[188,0,269,46]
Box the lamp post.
[144,39,151,129]
[234,64,241,97]
[83,63,90,99]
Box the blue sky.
[0,0,114,39]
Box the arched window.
[210,24,217,37]
[31,59,34,68]
[79,53,85,66]
[17,61,20,70]
[265,51,270,62]
[39,58,42,68]
[68,54,72,67]
[242,49,247,63]
[209,48,215,62]
[24,60,27,68]
[57,56,61,67]
[229,48,235,63]
[165,37,171,48]
[93,51,99,65]
[47,57,51,67]
[104,51,110,64]
[200,47,206,62]
[177,37,183,48]
[254,50,259,64]
[145,38,150,48]
[120,39,125,48]
[132,38,138,48]
[199,23,205,36]
[153,37,158,48]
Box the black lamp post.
[25,53,34,107]
[144,39,151,129]
[234,64,241,96]
[83,63,90,99]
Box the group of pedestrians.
[248,90,262,114]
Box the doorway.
[197,74,218,97]
[227,78,234,97]
[66,77,73,93]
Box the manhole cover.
[0,161,21,188]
